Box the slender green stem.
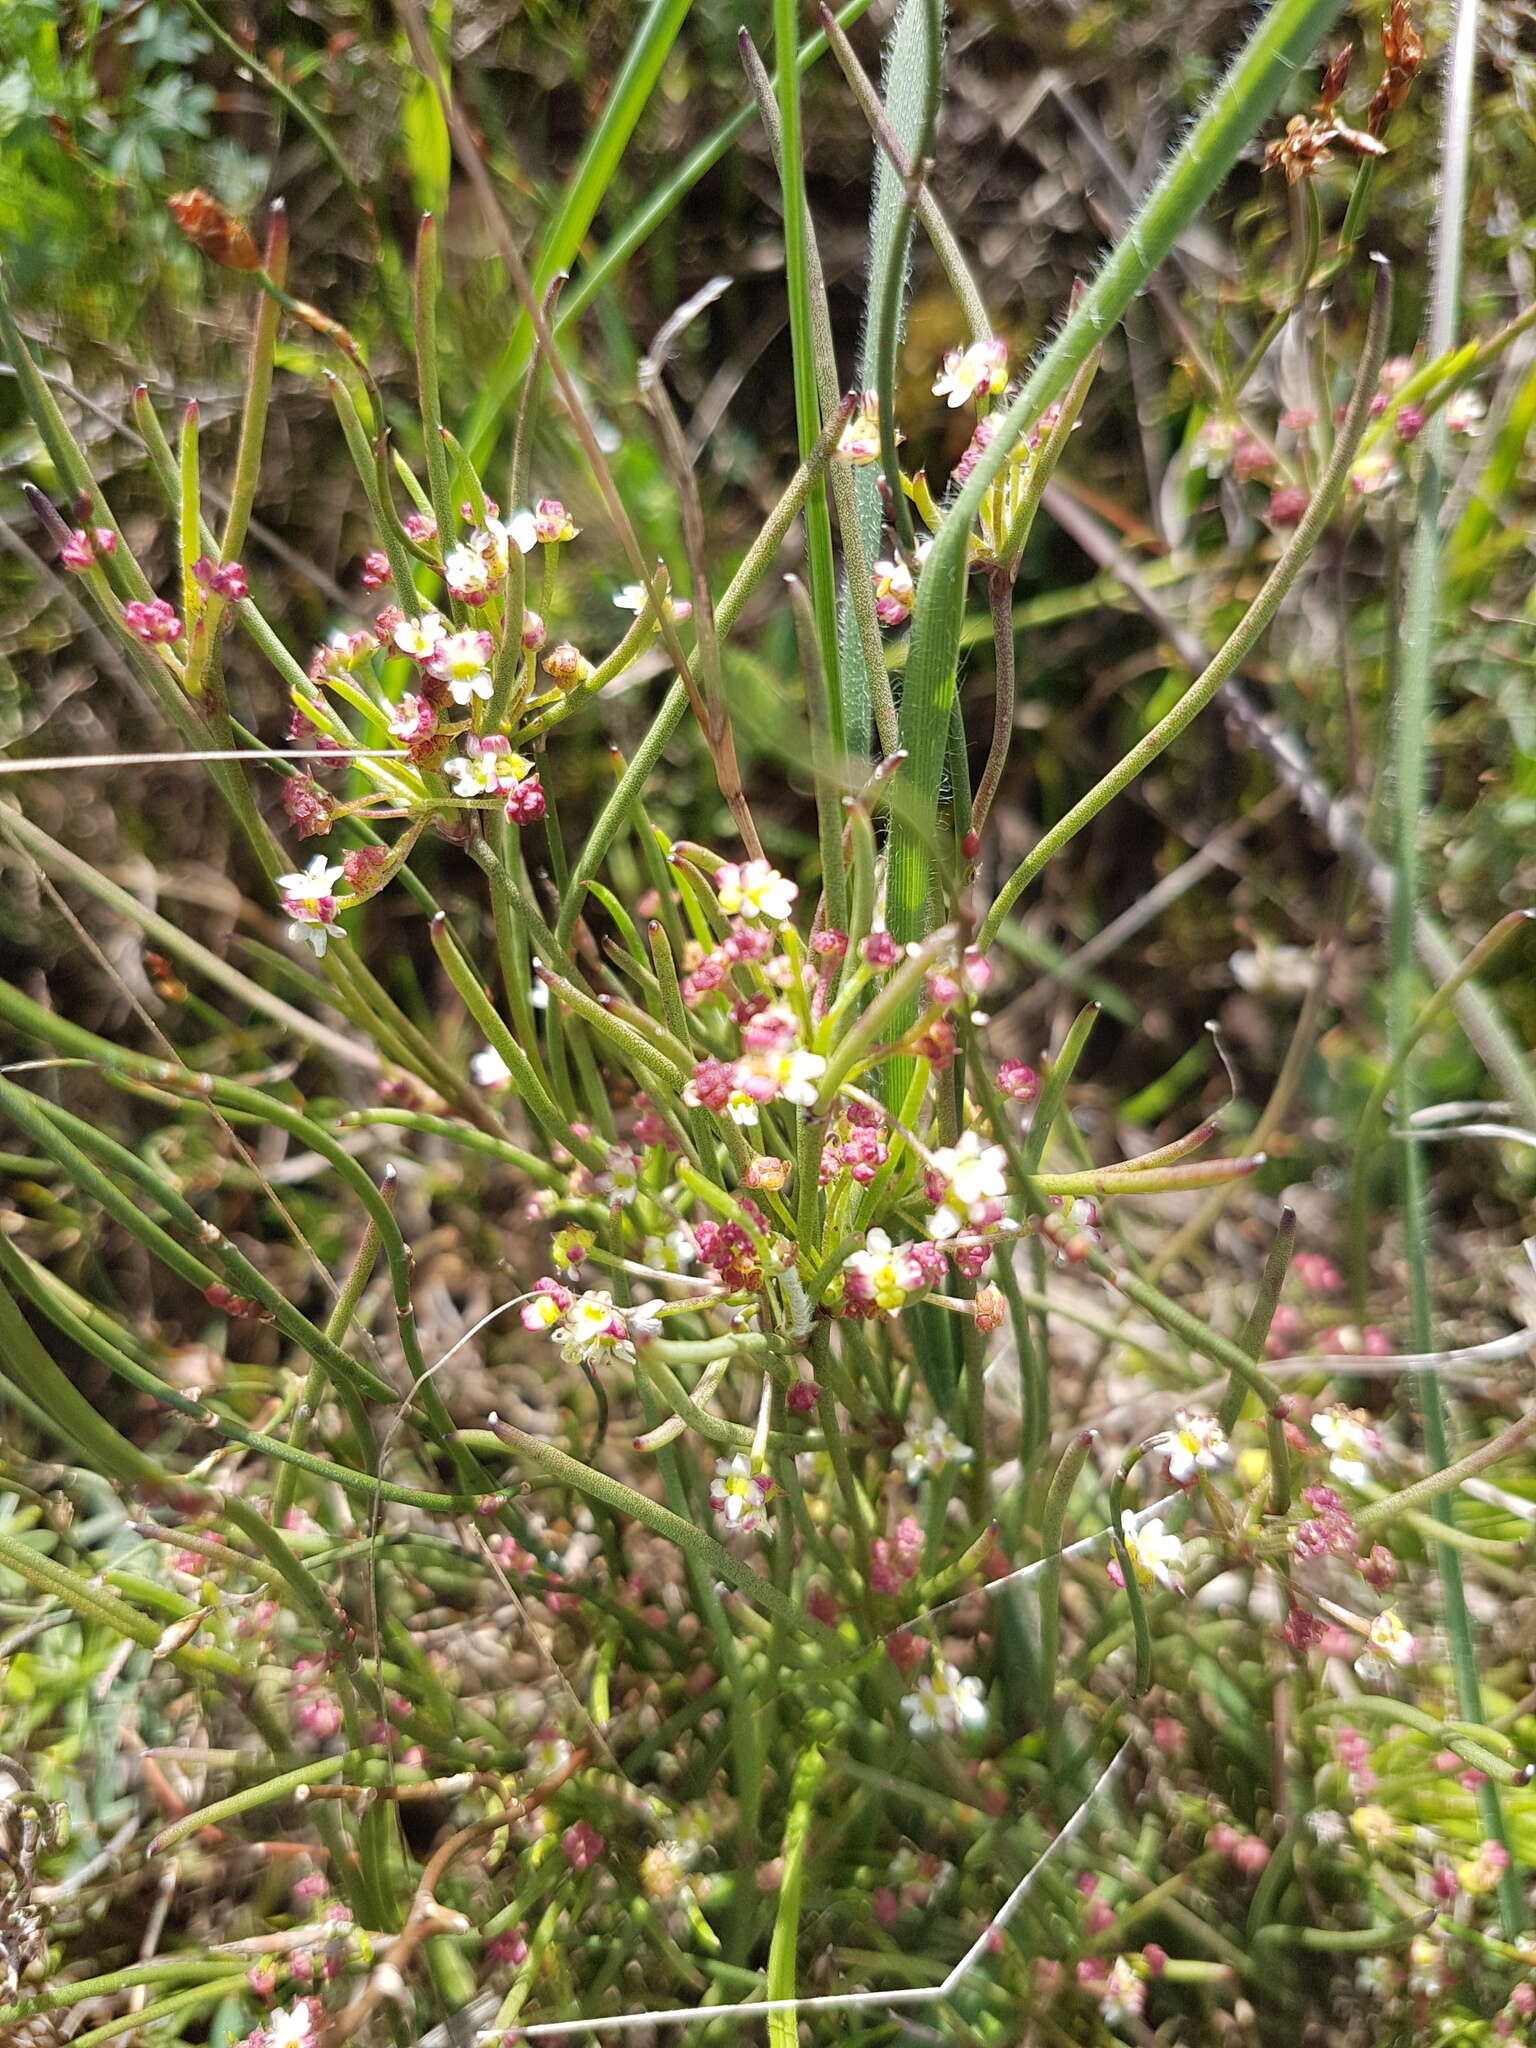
[1386,0,1521,1935]
[1036,1430,1095,1723]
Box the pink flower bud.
[973,1283,1006,1332]
[503,778,547,825]
[996,1059,1038,1101]
[884,1628,924,1672]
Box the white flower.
[1229,941,1316,1000]
[836,392,884,465]
[725,1089,760,1128]
[781,1048,825,1105]
[470,1045,512,1089]
[1314,1405,1380,1487]
[626,1298,666,1342]
[844,1230,930,1315]
[1159,1411,1230,1485]
[1124,1517,1185,1591]
[1306,1808,1349,1845]
[277,855,346,958]
[527,1731,573,1778]
[1364,1608,1414,1668]
[1407,1933,1442,1997]
[558,1290,634,1368]
[386,691,432,741]
[1100,1956,1146,2031]
[444,543,493,601]
[1444,389,1484,435]
[932,338,1008,409]
[1350,449,1399,497]
[427,628,495,706]
[653,1228,696,1273]
[393,611,447,658]
[266,2001,321,2048]
[1192,416,1237,477]
[444,752,504,798]
[715,859,798,925]
[444,745,533,800]
[926,1130,1009,1237]
[899,1416,974,1486]
[708,1454,776,1536]
[505,508,539,555]
[901,1661,988,1738]
[1355,1955,1397,1997]
[277,853,344,914]
[612,580,691,621]
[597,1149,642,1208]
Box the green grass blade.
[1385,0,1523,1936]
[837,0,944,756]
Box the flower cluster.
[521,1281,656,1370]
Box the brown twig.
[316,1747,586,2047]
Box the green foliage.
[2,1,1536,2044]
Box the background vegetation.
[1,1,1535,2044]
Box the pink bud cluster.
[281,776,335,840]
[1290,1483,1357,1561]
[692,1211,768,1294]
[562,1819,605,1871]
[870,1517,922,1595]
[192,554,249,601]
[1331,1721,1376,1794]
[820,1107,889,1187]
[123,597,184,645]
[291,1654,343,1745]
[1207,1822,1271,1873]
[59,526,118,570]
